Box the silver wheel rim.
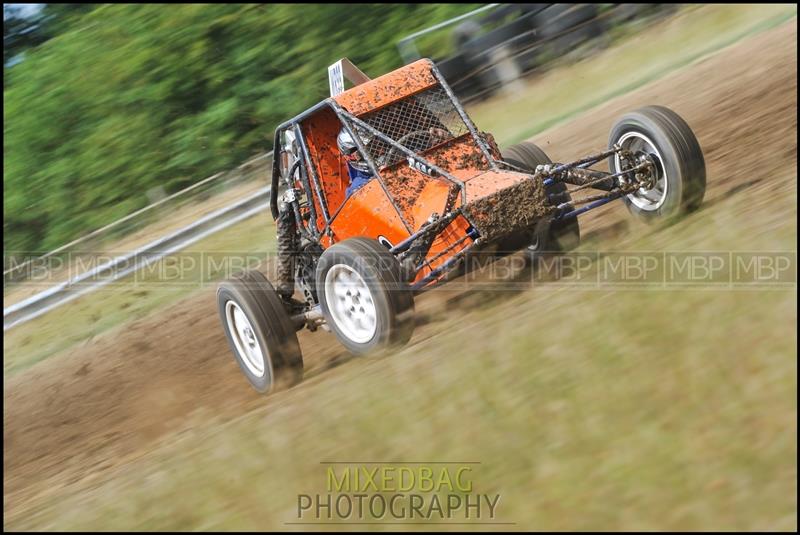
[324,264,377,344]
[225,300,266,377]
[528,233,540,252]
[614,131,667,211]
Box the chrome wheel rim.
[324,264,377,344]
[528,233,541,252]
[225,301,266,377]
[614,131,667,211]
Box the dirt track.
[4,22,797,516]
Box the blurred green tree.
[4,3,479,252]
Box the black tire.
[538,4,598,35]
[217,270,303,393]
[535,4,599,57]
[608,105,706,221]
[316,237,414,355]
[502,142,581,257]
[611,3,659,23]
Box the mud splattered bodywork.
[333,60,439,116]
[268,57,656,292]
[461,171,552,242]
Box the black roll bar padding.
[270,129,283,220]
[294,122,331,234]
[270,131,314,234]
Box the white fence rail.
[3,151,273,279]
[3,159,273,331]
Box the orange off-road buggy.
[217,58,706,393]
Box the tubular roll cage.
[268,63,650,289]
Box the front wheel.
[608,105,706,221]
[316,238,415,355]
[217,270,303,393]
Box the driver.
[337,128,374,198]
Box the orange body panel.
[333,59,438,115]
[463,170,533,202]
[324,178,410,248]
[295,59,542,288]
[381,134,489,228]
[300,107,349,234]
[410,180,452,231]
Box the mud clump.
[442,150,488,171]
[479,131,503,160]
[462,176,553,242]
[382,167,428,216]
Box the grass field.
[11,163,796,530]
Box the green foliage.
[3,3,479,252]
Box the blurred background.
[3,3,797,531]
[3,3,676,260]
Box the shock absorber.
[275,200,298,299]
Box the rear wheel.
[502,142,581,260]
[608,105,706,221]
[316,238,414,355]
[217,270,303,393]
